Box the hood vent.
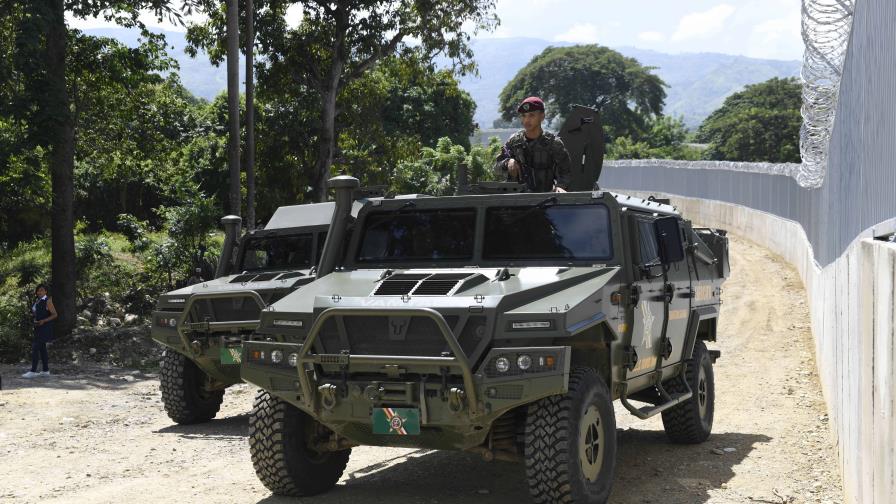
[231,273,257,283]
[374,272,486,296]
[230,272,294,283]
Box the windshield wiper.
[507,196,559,225]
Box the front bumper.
[241,307,571,450]
[151,290,267,384]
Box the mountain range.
[85,29,801,129]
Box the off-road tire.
[249,390,350,497]
[524,366,617,504]
[661,340,715,443]
[159,349,224,424]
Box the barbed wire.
[799,0,856,188]
[604,159,802,178]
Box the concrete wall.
[596,0,896,500]
[613,192,895,504]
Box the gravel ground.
[0,236,843,504]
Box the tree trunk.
[314,59,343,202]
[245,0,255,229]
[46,0,76,336]
[226,0,241,216]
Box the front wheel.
[524,366,617,504]
[661,340,715,443]
[159,349,224,424]
[249,390,350,497]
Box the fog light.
[517,354,532,370]
[287,353,298,367]
[495,357,510,373]
[273,319,303,327]
[270,350,283,364]
[511,321,551,329]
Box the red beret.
[517,96,545,113]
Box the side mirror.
[654,217,685,264]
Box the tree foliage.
[498,45,666,141]
[607,116,702,161]
[187,0,497,200]
[696,77,802,163]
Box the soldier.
[494,96,571,192]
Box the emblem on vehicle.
[388,316,411,340]
[640,301,654,349]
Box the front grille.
[276,272,303,280]
[317,314,462,357]
[252,272,280,281]
[186,296,263,324]
[231,274,257,283]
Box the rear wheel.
[662,340,715,443]
[159,349,224,424]
[249,390,350,497]
[524,366,617,504]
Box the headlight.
[495,357,510,373]
[517,354,532,370]
[168,318,177,328]
[287,353,298,367]
[270,350,283,364]
[168,298,186,304]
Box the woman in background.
[22,284,57,378]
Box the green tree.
[607,116,702,160]
[696,77,802,163]
[188,0,497,201]
[498,45,666,141]
[1,0,194,334]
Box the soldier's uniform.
[493,97,571,192]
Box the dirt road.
[0,236,843,504]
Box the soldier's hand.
[507,159,520,179]
[553,186,567,193]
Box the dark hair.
[35,284,49,294]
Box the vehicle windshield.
[483,204,613,261]
[239,234,314,272]
[356,209,476,263]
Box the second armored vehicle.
[151,202,334,424]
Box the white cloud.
[671,4,736,41]
[746,14,803,59]
[638,31,665,43]
[554,23,601,44]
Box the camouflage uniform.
[494,131,571,192]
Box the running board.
[620,389,693,420]
[619,362,695,420]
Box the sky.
[67,0,804,61]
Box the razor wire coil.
[798,0,856,188]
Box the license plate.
[372,407,420,435]
[220,346,242,365]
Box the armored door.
[628,215,692,376]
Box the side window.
[637,219,659,265]
[316,232,328,262]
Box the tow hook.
[319,384,339,410]
[448,387,466,412]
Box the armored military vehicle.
[240,108,730,503]
[151,202,335,424]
